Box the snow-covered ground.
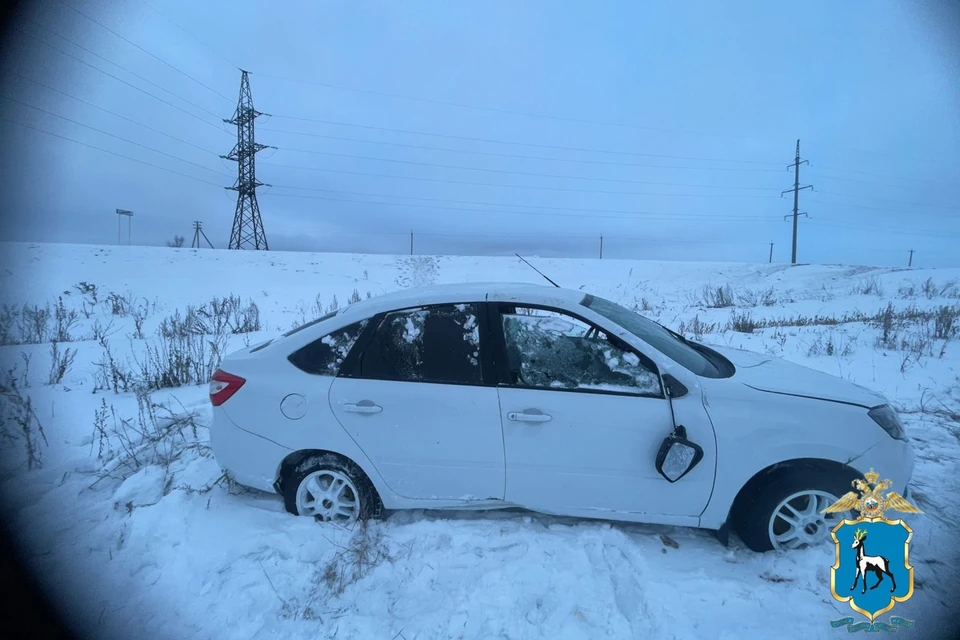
[1,241,958,640]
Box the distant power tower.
[222,70,270,250]
[191,221,215,248]
[781,139,813,265]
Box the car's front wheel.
[281,453,383,524]
[737,470,856,552]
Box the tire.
[736,468,857,552]
[281,453,383,523]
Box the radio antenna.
[515,253,560,288]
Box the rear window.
[283,311,338,338]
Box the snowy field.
[1,241,959,640]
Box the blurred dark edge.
[1,1,83,637]
[0,520,81,640]
[0,1,956,640]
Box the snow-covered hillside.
[1,241,958,640]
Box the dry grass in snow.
[0,242,958,640]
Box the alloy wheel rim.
[296,470,360,523]
[768,489,848,551]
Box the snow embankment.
[0,241,958,640]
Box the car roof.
[338,281,587,317]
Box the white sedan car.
[209,282,915,552]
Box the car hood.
[703,344,888,408]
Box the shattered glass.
[503,311,660,394]
[369,305,481,384]
[318,320,368,374]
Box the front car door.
[328,302,506,501]
[489,302,716,522]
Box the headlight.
[868,405,907,441]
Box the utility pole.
[768,241,774,263]
[410,231,414,255]
[191,221,215,249]
[116,209,133,245]
[599,235,604,259]
[781,139,813,264]
[223,70,271,250]
[908,249,914,267]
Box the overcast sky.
[0,0,958,266]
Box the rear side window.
[358,304,482,385]
[288,320,368,376]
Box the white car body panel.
[497,386,714,524]
[327,377,506,501]
[695,381,888,529]
[210,405,292,493]
[705,344,888,407]
[209,281,916,539]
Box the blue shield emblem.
[830,518,914,622]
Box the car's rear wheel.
[282,453,382,523]
[737,470,856,552]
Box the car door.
[491,302,715,519]
[328,302,506,501]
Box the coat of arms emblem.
[822,468,922,632]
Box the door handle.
[344,401,382,414]
[507,409,552,423]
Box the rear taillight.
[209,369,246,407]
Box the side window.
[501,306,661,396]
[288,320,368,376]
[359,304,482,385]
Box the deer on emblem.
[850,528,897,594]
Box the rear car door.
[491,303,716,519]
[328,303,506,501]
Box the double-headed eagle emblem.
[822,468,922,520]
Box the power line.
[11,72,220,156]
[254,72,773,143]
[260,161,783,200]
[259,120,782,167]
[307,230,764,245]
[267,183,776,219]
[2,117,224,186]
[0,95,231,177]
[19,27,228,132]
[55,0,233,102]
[137,0,239,70]
[4,117,949,256]
[22,20,226,122]
[806,220,960,240]
[262,190,779,224]
[270,147,780,191]
[814,190,960,212]
[806,198,959,218]
[808,171,957,192]
[14,86,947,235]
[813,164,954,188]
[267,130,785,173]
[811,141,960,171]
